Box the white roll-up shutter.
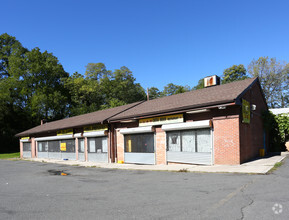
[20,139,30,142]
[119,126,154,135]
[35,135,73,141]
[162,120,211,131]
[83,130,107,137]
[74,133,82,138]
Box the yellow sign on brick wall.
[139,114,183,127]
[242,99,250,124]
[57,128,73,136]
[84,124,108,132]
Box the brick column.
[155,127,166,165]
[213,116,240,165]
[31,138,36,158]
[84,137,88,161]
[20,140,23,159]
[116,130,124,162]
[75,138,79,160]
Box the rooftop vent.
[204,75,220,88]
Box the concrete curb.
[21,153,288,174]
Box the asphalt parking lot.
[0,158,288,220]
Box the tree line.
[1,33,289,152]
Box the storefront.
[36,134,76,160]
[83,125,109,163]
[21,138,32,158]
[17,77,268,165]
[162,120,213,165]
[120,126,155,164]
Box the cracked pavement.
[0,156,288,219]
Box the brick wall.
[20,141,23,158]
[239,82,267,163]
[31,138,36,158]
[155,127,166,165]
[213,116,240,165]
[116,130,124,162]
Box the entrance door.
[167,129,212,165]
[124,133,155,164]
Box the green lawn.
[0,152,20,159]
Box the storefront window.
[38,141,48,152]
[61,139,75,153]
[124,134,154,153]
[23,142,31,151]
[88,137,107,153]
[78,139,85,153]
[48,140,60,152]
[167,129,211,153]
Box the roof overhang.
[109,101,236,123]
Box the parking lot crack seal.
[238,195,254,220]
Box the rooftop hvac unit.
[204,75,220,88]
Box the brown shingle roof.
[109,77,258,121]
[16,102,143,137]
[17,77,258,137]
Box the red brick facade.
[213,116,240,165]
[239,82,267,163]
[155,127,166,165]
[116,130,124,162]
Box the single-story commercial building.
[17,76,268,165]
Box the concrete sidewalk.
[24,152,289,174]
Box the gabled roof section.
[16,101,143,137]
[109,78,258,121]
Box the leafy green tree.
[148,87,161,100]
[248,57,289,108]
[193,79,205,90]
[100,66,146,108]
[85,63,111,80]
[9,47,70,122]
[162,83,190,96]
[0,33,28,152]
[65,64,146,113]
[222,64,248,84]
[0,33,27,78]
[64,71,104,116]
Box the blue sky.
[2,0,289,90]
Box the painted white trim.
[20,139,30,142]
[74,133,82,138]
[83,130,107,137]
[35,134,73,141]
[119,126,154,135]
[161,120,211,131]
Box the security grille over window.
[78,139,85,153]
[88,137,107,153]
[37,140,76,160]
[86,137,108,162]
[38,141,48,152]
[23,142,31,151]
[22,142,32,158]
[167,129,211,153]
[124,134,154,153]
[61,139,75,152]
[166,128,212,165]
[48,140,61,152]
